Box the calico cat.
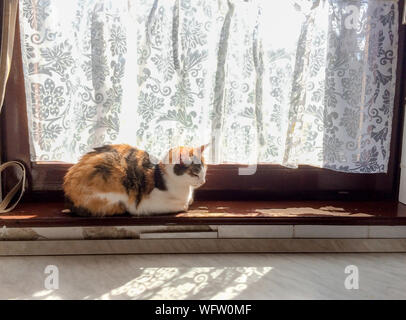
[63,144,208,217]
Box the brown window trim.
[1,2,406,202]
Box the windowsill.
[1,200,406,228]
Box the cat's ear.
[198,143,210,153]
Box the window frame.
[2,1,406,201]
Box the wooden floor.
[1,200,406,227]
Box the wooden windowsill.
[1,200,406,228]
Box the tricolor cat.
[63,144,208,217]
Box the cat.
[63,144,208,217]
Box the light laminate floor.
[0,253,405,300]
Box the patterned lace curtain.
[19,0,398,173]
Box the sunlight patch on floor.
[96,267,272,300]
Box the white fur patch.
[93,192,128,204]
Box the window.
[2,0,406,201]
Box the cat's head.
[162,144,209,188]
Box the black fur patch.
[190,164,202,174]
[92,163,112,181]
[142,153,155,169]
[154,165,167,191]
[174,163,188,175]
[122,148,147,206]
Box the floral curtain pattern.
[19,0,398,173]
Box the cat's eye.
[190,166,201,177]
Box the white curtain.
[19,0,399,173]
